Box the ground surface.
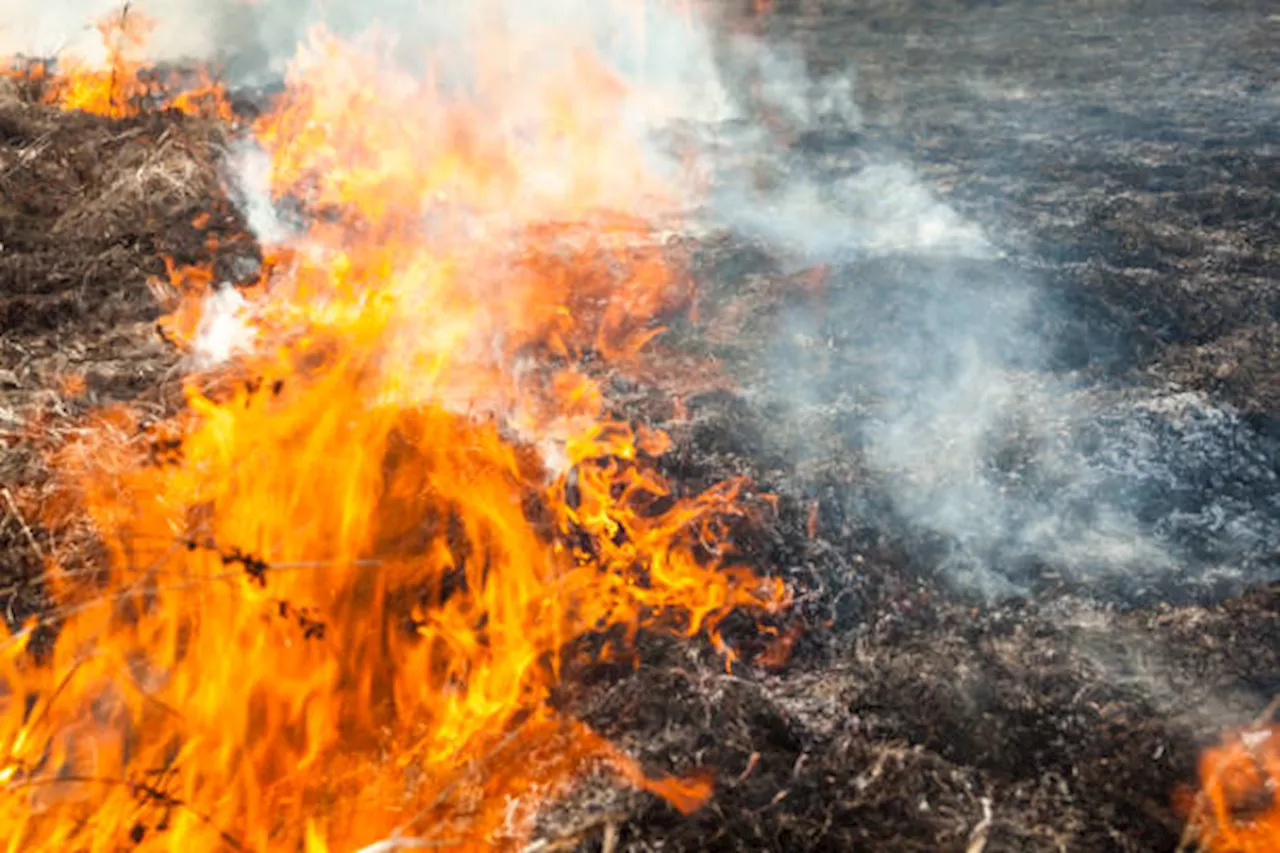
[1,1,1279,851]
[568,1,1280,849]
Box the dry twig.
[1,486,42,559]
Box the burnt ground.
[558,1,1280,850]
[0,73,260,632]
[0,0,1278,851]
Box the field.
[0,1,1277,850]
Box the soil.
[1,1,1279,851]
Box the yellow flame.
[0,9,786,852]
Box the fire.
[0,7,787,853]
[1183,723,1280,853]
[3,9,231,120]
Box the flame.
[0,9,787,852]
[3,9,231,120]
[1184,725,1280,852]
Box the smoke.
[745,168,1280,601]
[727,60,1280,602]
[0,1,222,63]
[11,1,1274,602]
[192,285,254,368]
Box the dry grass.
[0,76,19,109]
[50,122,221,239]
[0,93,237,631]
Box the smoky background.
[6,0,1279,606]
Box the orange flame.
[0,12,786,853]
[1184,724,1280,852]
[3,9,231,120]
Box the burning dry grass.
[0,8,233,300]
[0,80,239,661]
[0,3,1277,852]
[1176,697,1280,853]
[2,5,233,123]
[0,15,796,851]
[0,99,228,522]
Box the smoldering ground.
[706,7,1280,608]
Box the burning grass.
[0,2,1277,851]
[0,11,789,852]
[2,7,232,122]
[1177,698,1280,853]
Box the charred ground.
[1,0,1279,851]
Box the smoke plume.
[9,0,1276,604]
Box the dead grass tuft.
[51,122,222,239]
[0,76,19,109]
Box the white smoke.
[192,285,254,368]
[0,1,223,64]
[14,0,1238,600]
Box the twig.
[965,797,993,853]
[1253,693,1280,729]
[601,821,619,853]
[2,486,43,559]
[109,2,133,116]
[352,840,459,853]
[5,773,244,850]
[520,813,629,853]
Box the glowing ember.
[0,10,786,853]
[1183,722,1280,853]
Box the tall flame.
[0,11,785,853]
